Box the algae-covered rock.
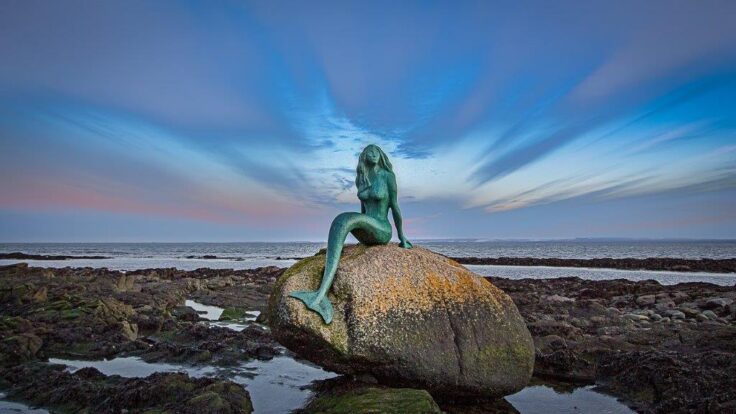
[119,320,139,340]
[219,307,247,321]
[1,333,43,363]
[269,244,534,398]
[302,386,442,414]
[93,297,134,322]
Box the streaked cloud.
[0,0,735,240]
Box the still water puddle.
[467,264,735,286]
[184,299,224,321]
[506,384,634,414]
[0,393,49,414]
[41,354,637,414]
[50,354,336,414]
[185,299,261,331]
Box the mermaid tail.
[289,212,391,325]
[289,290,333,324]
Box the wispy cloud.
[1,1,735,240]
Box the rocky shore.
[0,252,109,260]
[3,363,253,413]
[0,262,283,413]
[490,276,736,412]
[0,261,734,413]
[6,249,733,272]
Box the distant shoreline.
[0,252,110,260]
[2,251,735,273]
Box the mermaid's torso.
[358,177,387,201]
[357,172,391,221]
[352,171,392,245]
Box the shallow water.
[46,355,635,414]
[49,355,217,378]
[185,299,224,320]
[40,300,637,414]
[185,299,260,331]
[506,385,635,414]
[50,354,336,413]
[0,393,49,414]
[468,264,736,286]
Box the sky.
[1,0,735,242]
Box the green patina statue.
[290,144,412,324]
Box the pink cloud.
[0,176,312,228]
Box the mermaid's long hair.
[356,144,393,190]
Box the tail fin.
[289,290,334,324]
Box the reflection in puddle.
[50,354,337,414]
[234,355,337,413]
[184,299,223,321]
[49,356,218,378]
[0,393,49,414]
[210,321,250,331]
[48,355,635,414]
[245,310,261,321]
[185,300,260,326]
[505,384,635,414]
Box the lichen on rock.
[301,385,443,414]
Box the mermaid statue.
[289,144,412,324]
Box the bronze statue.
[290,144,412,323]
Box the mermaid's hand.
[358,185,371,198]
[399,238,413,249]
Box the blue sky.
[1,0,735,242]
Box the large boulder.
[268,244,534,398]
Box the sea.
[1,239,735,286]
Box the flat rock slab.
[268,244,534,398]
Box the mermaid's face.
[364,147,380,165]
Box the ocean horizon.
[3,239,735,286]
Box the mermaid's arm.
[388,172,411,248]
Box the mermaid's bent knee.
[330,212,359,230]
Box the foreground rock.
[269,245,534,398]
[0,363,253,413]
[300,378,442,414]
[137,323,280,365]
